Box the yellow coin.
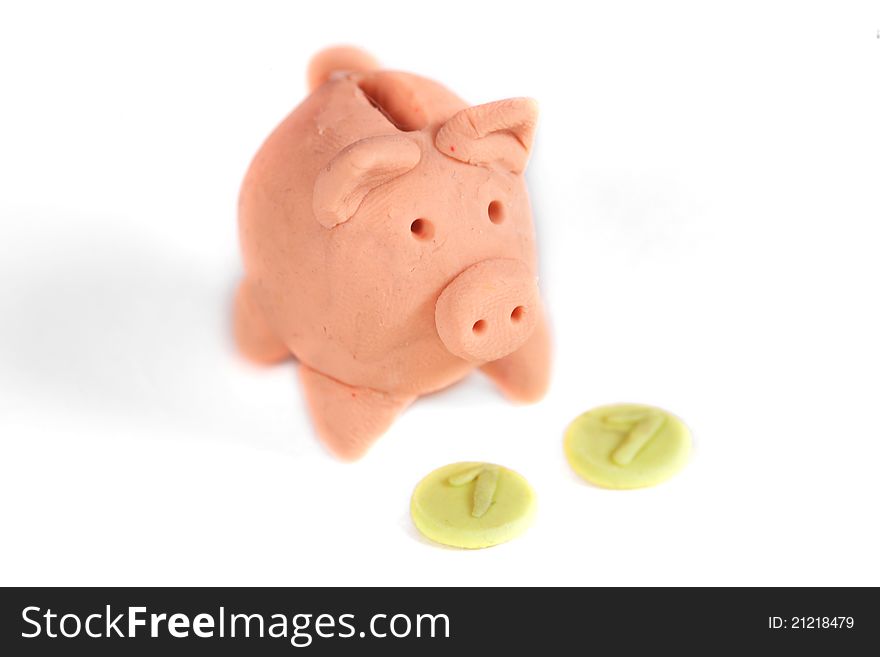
[410,462,536,549]
[564,403,691,489]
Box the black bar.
[0,587,876,655]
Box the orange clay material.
[235,46,551,460]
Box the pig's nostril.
[510,306,525,323]
[410,218,434,240]
[472,320,487,335]
[488,200,505,224]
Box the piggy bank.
[234,47,550,459]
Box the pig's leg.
[480,305,551,403]
[233,279,291,364]
[299,366,414,461]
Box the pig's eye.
[488,200,505,224]
[410,218,434,240]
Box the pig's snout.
[435,259,539,363]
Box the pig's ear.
[313,135,421,228]
[435,98,538,174]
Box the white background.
[1,1,878,586]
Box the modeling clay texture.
[235,47,550,459]
[410,462,536,548]
[564,404,692,489]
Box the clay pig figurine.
[234,46,550,459]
